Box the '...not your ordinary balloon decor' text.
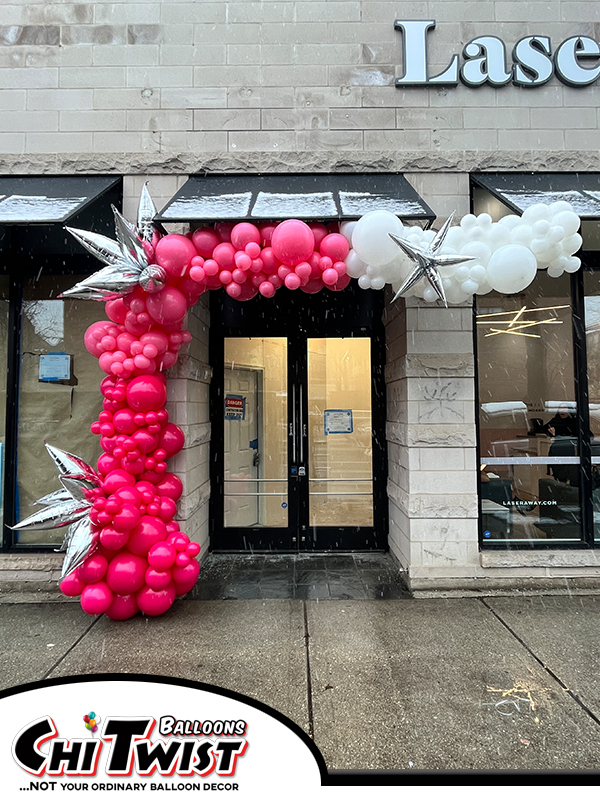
[14,183,582,620]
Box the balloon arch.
[13,187,582,620]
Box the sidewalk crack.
[42,614,103,681]
[303,601,315,740]
[480,598,600,727]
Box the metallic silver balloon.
[44,443,98,481]
[12,498,90,532]
[60,516,98,580]
[389,213,476,308]
[63,184,168,301]
[139,264,168,293]
[59,475,96,505]
[34,488,72,507]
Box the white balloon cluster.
[340,201,582,305]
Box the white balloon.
[563,232,583,254]
[421,229,436,244]
[351,210,404,267]
[469,265,488,282]
[475,281,493,295]
[377,254,413,283]
[547,264,564,278]
[339,221,356,244]
[486,244,538,294]
[455,265,471,282]
[484,224,511,252]
[344,249,368,279]
[370,276,386,290]
[531,236,551,254]
[445,285,471,304]
[565,256,581,273]
[522,203,552,223]
[534,244,562,266]
[444,226,467,251]
[466,225,484,241]
[532,220,551,236]
[552,210,580,237]
[460,240,492,266]
[460,214,478,231]
[422,286,438,303]
[548,225,565,244]
[510,224,534,247]
[461,279,479,295]
[358,274,372,289]
[476,213,493,229]
[550,200,574,215]
[497,214,521,230]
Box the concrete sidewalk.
[1,594,600,771]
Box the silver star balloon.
[389,213,477,308]
[12,443,101,579]
[61,184,167,301]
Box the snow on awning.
[472,173,600,219]
[155,173,436,224]
[0,176,120,224]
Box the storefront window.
[583,271,600,542]
[0,277,9,531]
[14,274,104,546]
[476,272,581,542]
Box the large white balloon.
[486,244,538,294]
[351,210,404,267]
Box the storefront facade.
[1,0,599,596]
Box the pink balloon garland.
[60,217,353,619]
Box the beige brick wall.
[0,0,596,182]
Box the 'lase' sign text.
[395,20,600,87]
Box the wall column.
[385,295,479,593]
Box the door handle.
[291,384,297,463]
[299,383,304,463]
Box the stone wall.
[0,0,597,177]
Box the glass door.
[213,334,383,552]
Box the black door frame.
[208,283,388,553]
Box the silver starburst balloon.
[389,213,477,308]
[12,443,101,579]
[61,184,167,301]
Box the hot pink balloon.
[80,581,114,615]
[78,554,108,584]
[146,287,188,326]
[126,375,167,413]
[60,571,85,597]
[148,541,177,571]
[106,552,147,594]
[105,298,128,324]
[158,423,185,457]
[145,566,173,591]
[192,227,221,258]
[136,583,176,616]
[112,503,141,532]
[156,474,183,501]
[99,526,130,551]
[212,242,236,270]
[127,515,167,555]
[105,593,139,621]
[155,234,197,277]
[102,469,136,494]
[271,220,315,266]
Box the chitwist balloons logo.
[0,676,326,798]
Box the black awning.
[155,173,436,224]
[0,175,122,260]
[0,175,120,224]
[471,172,600,220]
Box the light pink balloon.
[271,220,315,266]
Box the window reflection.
[15,274,104,546]
[477,272,581,541]
[583,273,600,541]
